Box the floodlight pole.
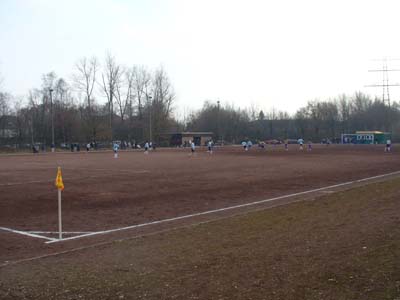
[217,100,220,142]
[148,95,153,142]
[50,88,55,152]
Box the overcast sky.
[1,0,400,117]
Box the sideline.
[45,169,400,244]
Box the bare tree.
[73,57,98,110]
[150,66,175,141]
[54,78,71,104]
[152,66,175,119]
[0,92,9,116]
[337,94,350,133]
[27,89,42,146]
[124,67,137,122]
[115,66,134,123]
[101,53,121,140]
[12,97,26,146]
[132,65,151,120]
[0,92,11,141]
[73,57,99,140]
[54,78,74,143]
[41,72,57,92]
[248,103,260,121]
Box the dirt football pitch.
[1,144,400,299]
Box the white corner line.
[0,227,57,241]
[26,231,95,234]
[45,170,400,244]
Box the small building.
[169,132,214,146]
[341,131,391,144]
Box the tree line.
[187,93,399,143]
[1,54,399,149]
[0,53,179,148]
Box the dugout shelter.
[169,132,214,146]
[341,131,391,144]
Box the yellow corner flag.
[55,167,64,191]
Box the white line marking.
[0,227,56,241]
[46,170,400,244]
[26,231,95,234]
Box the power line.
[368,69,400,72]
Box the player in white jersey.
[247,140,253,150]
[298,138,304,151]
[207,140,213,154]
[385,139,392,152]
[190,141,196,155]
[113,143,119,158]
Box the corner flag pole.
[55,167,65,240]
[58,188,62,239]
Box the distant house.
[341,131,391,144]
[169,132,214,146]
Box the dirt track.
[1,144,399,264]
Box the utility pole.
[30,117,34,149]
[217,100,220,143]
[49,88,55,152]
